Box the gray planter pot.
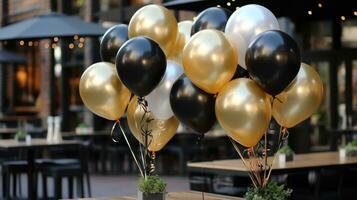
[138,190,165,200]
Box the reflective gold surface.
[128,4,178,56]
[216,78,271,147]
[127,97,179,152]
[79,62,131,121]
[167,20,193,64]
[183,29,237,94]
[273,63,324,128]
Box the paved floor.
[1,174,189,199]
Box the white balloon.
[146,61,184,120]
[225,4,279,69]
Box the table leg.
[27,149,36,200]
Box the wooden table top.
[70,191,242,200]
[0,138,81,150]
[188,152,357,173]
[62,131,108,137]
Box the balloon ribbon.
[111,120,144,177]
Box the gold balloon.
[183,29,237,94]
[127,97,179,152]
[128,4,178,56]
[178,20,193,43]
[79,62,131,121]
[216,78,272,147]
[168,20,193,63]
[273,63,324,128]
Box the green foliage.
[138,175,166,194]
[15,130,27,138]
[345,140,357,155]
[277,145,294,156]
[77,123,90,128]
[244,181,292,200]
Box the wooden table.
[188,152,357,176]
[188,152,357,199]
[0,139,81,200]
[68,191,243,200]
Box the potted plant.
[277,145,294,163]
[245,181,292,200]
[138,175,166,200]
[345,140,357,157]
[15,130,28,142]
[75,123,93,134]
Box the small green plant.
[15,130,27,139]
[244,181,292,200]
[77,123,90,128]
[277,145,294,156]
[138,175,166,194]
[345,140,357,156]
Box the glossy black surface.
[232,65,249,79]
[191,7,232,35]
[116,36,166,97]
[100,24,129,63]
[170,75,216,134]
[246,30,301,96]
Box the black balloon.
[100,24,129,63]
[116,36,166,97]
[246,30,301,96]
[191,7,232,36]
[232,65,249,79]
[170,75,216,134]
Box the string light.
[318,3,322,8]
[341,16,346,21]
[227,2,231,6]
[53,37,59,42]
[69,43,75,49]
[308,10,312,15]
[74,34,79,40]
[236,6,240,10]
[51,43,56,48]
[354,11,357,16]
[78,43,84,48]
[19,40,24,46]
[217,5,221,7]
[232,0,235,2]
[28,41,33,47]
[79,37,85,43]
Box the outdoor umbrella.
[0,12,106,40]
[0,12,106,200]
[164,0,357,19]
[0,49,27,64]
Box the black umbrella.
[0,49,27,64]
[0,12,106,118]
[0,12,106,41]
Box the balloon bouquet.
[79,4,324,187]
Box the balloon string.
[265,126,289,182]
[111,120,144,178]
[229,137,258,188]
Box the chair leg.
[54,177,62,199]
[86,173,92,197]
[42,174,48,199]
[2,170,9,199]
[76,176,84,197]
[68,177,74,199]
[18,174,22,196]
[12,173,17,197]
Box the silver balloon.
[225,4,280,69]
[146,60,184,120]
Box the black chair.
[1,160,29,199]
[39,143,91,199]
